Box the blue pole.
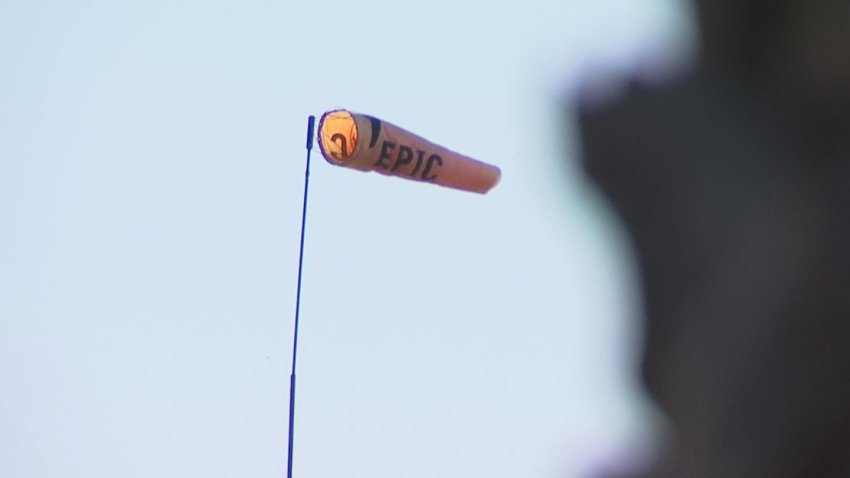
[288,115,315,478]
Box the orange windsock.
[317,109,501,194]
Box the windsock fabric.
[317,109,501,194]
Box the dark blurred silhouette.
[577,2,850,477]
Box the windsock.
[317,109,501,194]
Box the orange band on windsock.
[317,109,501,194]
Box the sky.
[1,1,691,477]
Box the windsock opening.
[317,109,359,165]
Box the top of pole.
[306,115,315,150]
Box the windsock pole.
[287,115,315,478]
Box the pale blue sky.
[1,1,691,477]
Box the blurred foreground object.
[317,109,501,194]
[577,1,850,477]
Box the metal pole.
[287,115,315,478]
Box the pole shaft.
[287,115,315,478]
